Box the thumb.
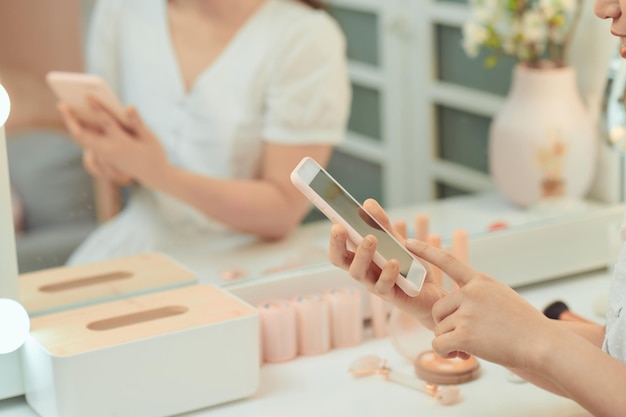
[405,239,474,287]
[362,198,404,241]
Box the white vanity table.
[170,191,602,286]
[174,191,621,305]
[207,271,604,417]
[1,268,606,417]
[2,191,621,417]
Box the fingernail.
[406,239,418,246]
[363,237,372,248]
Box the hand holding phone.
[291,157,426,297]
[46,71,129,128]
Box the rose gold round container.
[414,350,481,384]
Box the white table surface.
[171,191,608,288]
[2,269,610,417]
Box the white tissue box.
[19,252,197,317]
[0,351,23,400]
[21,284,259,417]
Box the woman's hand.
[407,238,561,370]
[58,98,170,189]
[328,199,447,329]
[58,103,131,184]
[82,149,134,185]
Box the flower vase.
[489,64,597,207]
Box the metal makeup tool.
[348,355,462,406]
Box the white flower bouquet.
[462,0,584,68]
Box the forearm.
[534,326,626,417]
[151,164,307,239]
[509,321,606,399]
[507,320,626,417]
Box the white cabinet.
[326,0,618,211]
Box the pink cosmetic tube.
[427,234,443,286]
[452,229,469,263]
[257,299,298,363]
[414,214,429,242]
[369,293,389,339]
[325,287,363,348]
[293,293,331,356]
[393,219,408,239]
[451,229,469,291]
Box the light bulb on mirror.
[0,83,10,126]
[0,298,30,354]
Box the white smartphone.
[46,71,129,127]
[291,157,426,297]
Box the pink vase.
[489,64,596,207]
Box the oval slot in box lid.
[28,284,257,356]
[39,271,134,293]
[19,252,198,316]
[87,305,190,331]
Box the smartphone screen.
[309,170,415,278]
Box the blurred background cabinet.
[321,0,514,220]
[324,0,618,217]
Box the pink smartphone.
[291,157,426,297]
[46,71,128,127]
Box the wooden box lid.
[28,284,257,356]
[19,253,197,316]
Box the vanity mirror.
[222,196,626,307]
[4,4,626,416]
[1,0,624,319]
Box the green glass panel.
[328,6,379,66]
[435,0,467,4]
[303,150,383,223]
[348,84,382,140]
[436,182,471,199]
[436,24,516,97]
[437,105,490,173]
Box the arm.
[507,320,626,417]
[508,320,605,397]
[330,221,625,417]
[60,103,333,239]
[149,142,333,239]
[407,238,626,417]
[529,324,626,417]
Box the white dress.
[603,215,626,362]
[67,0,350,266]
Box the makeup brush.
[542,300,595,324]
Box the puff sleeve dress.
[67,0,351,266]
